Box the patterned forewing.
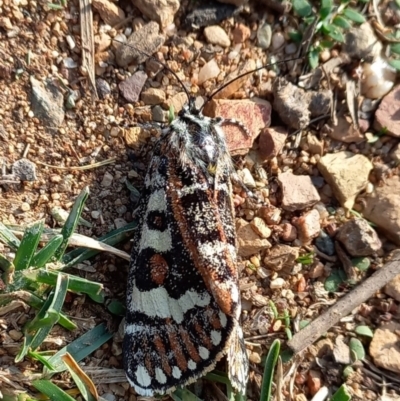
[124,140,236,396]
[167,157,240,320]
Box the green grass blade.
[31,234,63,268]
[14,220,44,271]
[0,222,21,250]
[23,269,104,303]
[330,384,351,401]
[0,290,76,330]
[28,350,56,371]
[44,323,113,373]
[16,274,69,361]
[0,253,15,286]
[61,220,137,268]
[32,380,75,401]
[54,186,90,261]
[260,339,281,401]
[62,353,98,401]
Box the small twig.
[36,157,116,171]
[313,245,337,262]
[244,333,281,341]
[22,143,30,158]
[287,250,400,354]
[362,358,400,386]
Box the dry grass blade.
[79,0,98,97]
[36,157,116,171]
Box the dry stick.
[79,0,98,98]
[287,250,400,355]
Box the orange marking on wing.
[178,326,201,363]
[194,322,213,350]
[149,254,169,285]
[166,322,188,372]
[145,353,154,376]
[154,334,172,376]
[205,306,222,330]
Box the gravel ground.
[1,0,400,400]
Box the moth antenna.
[112,39,192,105]
[200,54,308,112]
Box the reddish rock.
[203,98,271,155]
[307,370,322,396]
[326,115,364,143]
[308,262,325,279]
[258,205,281,225]
[374,84,400,137]
[293,209,321,244]
[232,23,251,44]
[92,0,125,26]
[277,172,320,212]
[280,223,297,242]
[119,71,148,103]
[258,126,288,160]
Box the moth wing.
[124,147,236,396]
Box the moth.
[123,95,248,395]
[121,41,302,396]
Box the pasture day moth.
[123,93,249,395]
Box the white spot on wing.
[199,346,210,360]
[211,330,222,345]
[155,368,167,384]
[219,311,227,328]
[135,365,151,387]
[147,189,168,212]
[188,359,197,370]
[131,284,211,324]
[139,224,172,252]
[172,366,182,379]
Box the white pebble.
[63,57,78,69]
[271,32,285,50]
[270,278,285,289]
[198,59,220,85]
[66,35,75,50]
[257,23,272,49]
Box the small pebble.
[271,32,285,50]
[9,329,23,341]
[114,218,128,229]
[240,168,256,188]
[257,23,272,49]
[91,211,101,219]
[320,48,331,62]
[20,202,30,212]
[152,105,167,122]
[249,352,262,364]
[198,59,220,85]
[285,43,297,55]
[101,172,114,187]
[63,57,78,69]
[270,277,285,289]
[204,25,230,47]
